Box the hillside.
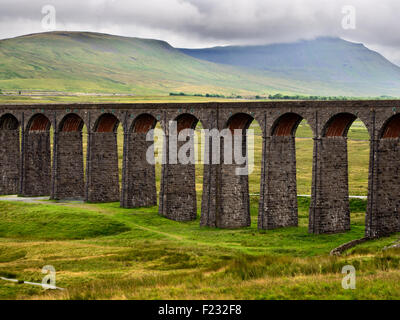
[0,31,302,96]
[181,37,400,96]
[0,32,400,96]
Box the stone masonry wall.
[219,163,251,228]
[21,132,51,196]
[122,132,157,208]
[86,132,119,202]
[159,137,197,221]
[200,163,219,227]
[366,138,400,237]
[0,130,20,195]
[258,136,298,229]
[53,131,84,200]
[309,137,350,234]
[4,100,400,239]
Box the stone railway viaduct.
[1,101,400,238]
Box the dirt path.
[0,195,50,203]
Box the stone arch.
[94,113,120,133]
[130,113,157,133]
[0,113,19,130]
[53,113,86,200]
[27,113,51,132]
[121,113,160,208]
[259,112,305,230]
[271,113,303,136]
[175,113,199,133]
[380,113,400,139]
[59,113,85,132]
[322,113,358,137]
[210,112,256,228]
[159,113,200,222]
[0,113,20,195]
[225,112,254,133]
[310,112,370,234]
[86,113,120,202]
[21,113,52,196]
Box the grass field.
[1,96,389,300]
[1,197,400,300]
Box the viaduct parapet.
[1,100,400,238]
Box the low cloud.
[0,0,399,64]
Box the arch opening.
[0,114,19,130]
[131,113,157,133]
[27,114,51,132]
[323,113,357,137]
[94,113,119,133]
[271,113,303,136]
[226,112,254,134]
[381,114,400,139]
[175,113,199,133]
[59,113,84,132]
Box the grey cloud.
[0,0,399,64]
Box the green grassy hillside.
[0,31,305,96]
[1,32,399,96]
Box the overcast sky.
[1,0,400,64]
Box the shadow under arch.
[52,113,87,200]
[0,113,19,130]
[0,113,20,195]
[93,113,120,133]
[322,112,358,137]
[27,113,51,132]
[58,113,85,132]
[380,113,400,139]
[21,113,52,196]
[86,113,120,203]
[130,113,158,133]
[121,113,160,209]
[270,112,304,137]
[225,112,254,133]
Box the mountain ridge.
[180,37,400,86]
[0,31,399,96]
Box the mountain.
[0,32,399,96]
[0,31,304,96]
[180,37,400,96]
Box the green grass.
[1,197,400,300]
[0,202,129,240]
